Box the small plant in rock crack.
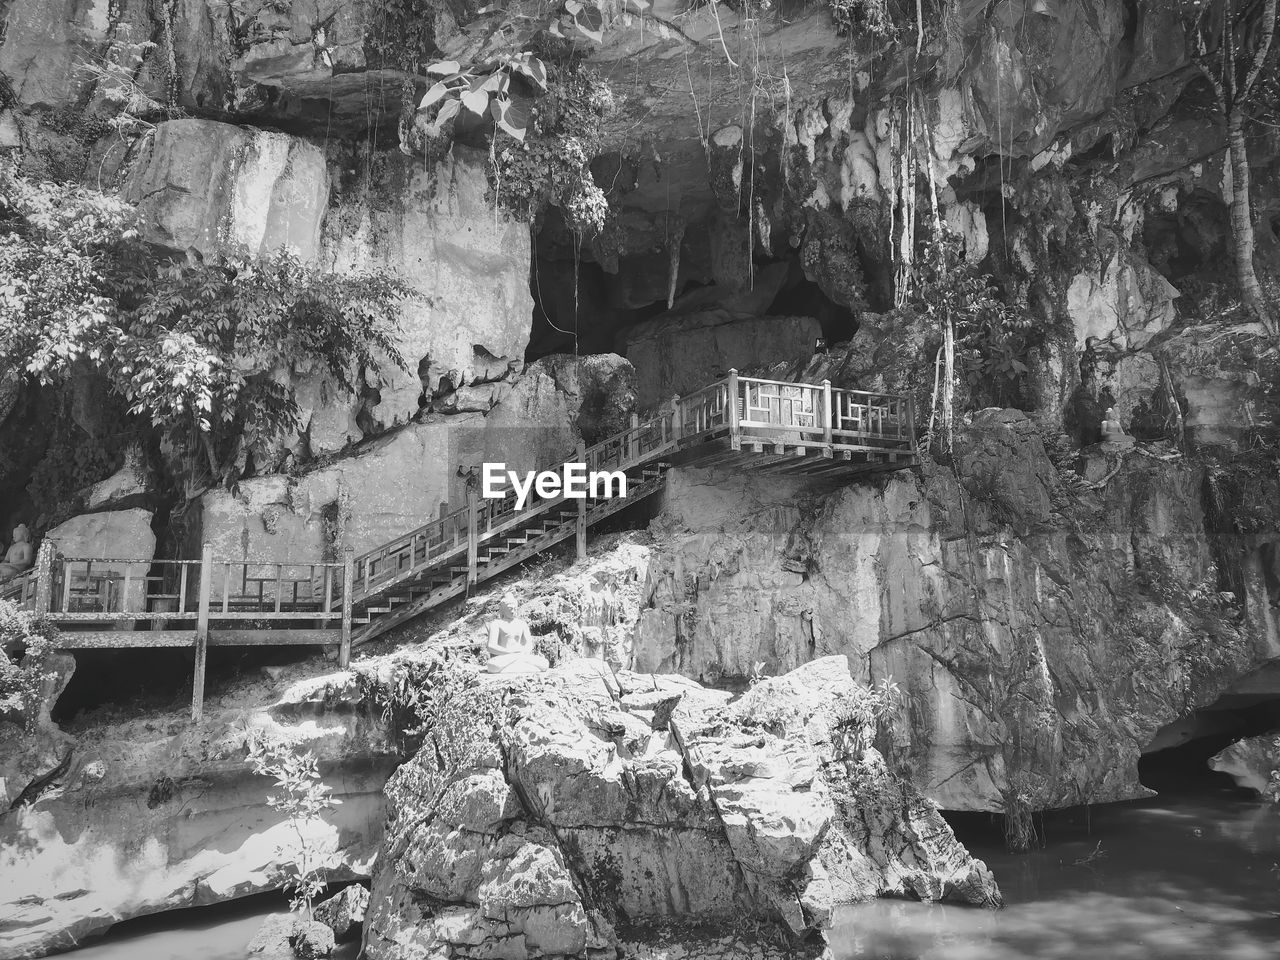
[832,677,904,751]
[246,735,340,919]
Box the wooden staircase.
[6,371,916,718]
[342,460,670,644]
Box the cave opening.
[1139,694,1280,797]
[50,644,317,726]
[525,216,859,408]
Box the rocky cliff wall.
[633,410,1278,813]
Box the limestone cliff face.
[633,410,1276,812]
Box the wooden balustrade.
[0,568,37,609]
[9,372,915,721]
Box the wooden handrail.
[22,373,915,627]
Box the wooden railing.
[1,372,914,721]
[0,568,37,608]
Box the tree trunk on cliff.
[1191,0,1277,332]
[1226,110,1276,332]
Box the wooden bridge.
[1,372,916,718]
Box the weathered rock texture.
[633,410,1277,813]
[1210,732,1280,799]
[0,667,398,960]
[362,656,998,960]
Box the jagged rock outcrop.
[633,410,1276,812]
[1210,732,1280,798]
[0,667,398,960]
[362,656,998,960]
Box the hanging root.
[667,218,686,309]
[1002,790,1038,852]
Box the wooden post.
[628,412,640,462]
[466,486,479,586]
[33,540,54,615]
[576,440,587,563]
[671,394,682,442]
[906,395,920,456]
[822,379,833,447]
[192,542,213,723]
[727,369,740,450]
[339,548,354,669]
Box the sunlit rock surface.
[363,657,997,960]
[0,668,397,960]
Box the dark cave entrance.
[50,644,319,726]
[523,200,863,385]
[1139,693,1280,796]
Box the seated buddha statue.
[485,594,549,675]
[1100,407,1133,447]
[0,524,34,581]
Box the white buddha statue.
[486,594,549,675]
[1100,407,1133,446]
[0,524,33,581]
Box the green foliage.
[356,649,479,749]
[417,52,550,144]
[0,600,57,725]
[77,30,170,135]
[830,0,903,41]
[907,225,1035,408]
[831,676,904,751]
[368,0,439,72]
[0,165,409,494]
[921,226,1029,401]
[489,64,614,234]
[246,735,341,919]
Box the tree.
[246,735,341,920]
[0,600,56,727]
[1188,0,1278,332]
[0,164,410,496]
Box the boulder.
[122,119,328,260]
[248,914,302,960]
[1209,733,1280,798]
[314,883,369,942]
[362,658,998,959]
[43,508,156,613]
[292,919,336,959]
[80,448,149,511]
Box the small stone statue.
[1100,407,1135,448]
[0,524,34,581]
[485,593,549,675]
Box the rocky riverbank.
[0,665,398,960]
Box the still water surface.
[70,894,359,960]
[69,780,1279,960]
[831,778,1280,960]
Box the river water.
[68,894,359,960]
[68,773,1278,960]
[830,775,1280,960]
